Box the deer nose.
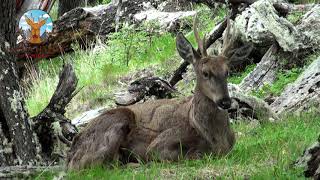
[218,98,231,110]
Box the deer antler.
[193,15,208,57]
[221,18,238,58]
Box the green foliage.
[49,0,59,21]
[107,23,148,66]
[251,68,302,98]
[102,0,111,4]
[34,111,320,179]
[287,12,304,24]
[228,64,257,84]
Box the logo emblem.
[18,9,53,44]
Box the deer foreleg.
[146,128,187,161]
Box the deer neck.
[189,86,230,149]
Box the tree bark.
[0,0,37,165]
[16,1,146,62]
[31,64,78,158]
[58,0,85,17]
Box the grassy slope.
[27,3,320,180]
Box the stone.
[133,8,196,32]
[295,137,320,179]
[239,45,279,92]
[234,1,320,52]
[228,84,278,121]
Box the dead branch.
[31,63,78,158]
[16,0,146,63]
[115,77,175,106]
[0,165,62,178]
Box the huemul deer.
[67,17,236,169]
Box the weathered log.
[31,63,79,158]
[115,77,175,106]
[295,135,320,179]
[271,56,320,114]
[169,61,190,86]
[273,3,316,16]
[239,44,279,93]
[0,165,62,178]
[16,1,146,62]
[228,84,277,121]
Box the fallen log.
[239,44,279,93]
[0,165,62,178]
[115,77,175,106]
[15,1,146,62]
[295,135,320,179]
[31,63,79,159]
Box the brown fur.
[67,17,236,169]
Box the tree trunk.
[58,0,85,17]
[0,0,37,165]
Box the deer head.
[176,16,237,110]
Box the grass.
[251,68,302,98]
[287,11,305,24]
[228,64,256,84]
[34,111,320,179]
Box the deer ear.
[176,32,199,64]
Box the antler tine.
[202,33,208,57]
[193,14,207,57]
[221,17,237,58]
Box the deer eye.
[203,71,210,79]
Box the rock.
[133,6,196,32]
[115,77,175,106]
[156,0,192,12]
[270,56,320,114]
[234,0,298,51]
[296,5,320,52]
[295,137,320,179]
[228,84,277,121]
[71,107,106,128]
[239,44,279,92]
[234,1,320,52]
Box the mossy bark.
[0,0,37,165]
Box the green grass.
[34,111,320,179]
[228,64,256,84]
[251,68,302,98]
[287,11,305,24]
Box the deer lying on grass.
[67,17,237,170]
